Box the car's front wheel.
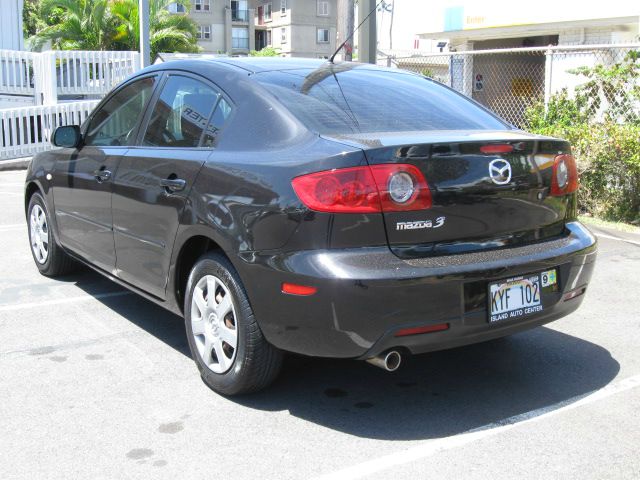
[184,252,283,395]
[27,192,78,277]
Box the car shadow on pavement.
[72,272,191,357]
[236,328,619,441]
[76,272,619,441]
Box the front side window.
[281,27,287,43]
[280,0,287,14]
[317,1,329,16]
[85,76,156,147]
[142,75,220,148]
[254,68,508,134]
[264,2,272,21]
[317,28,329,43]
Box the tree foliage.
[28,0,200,60]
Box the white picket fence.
[0,49,140,161]
[0,101,100,159]
[0,49,140,105]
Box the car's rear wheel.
[184,252,283,395]
[27,192,77,277]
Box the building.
[417,1,639,52]
[0,0,24,50]
[411,1,640,126]
[171,0,256,54]
[252,0,337,58]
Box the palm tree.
[110,0,200,60]
[30,0,118,51]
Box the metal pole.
[337,0,355,61]
[357,0,377,64]
[139,0,151,68]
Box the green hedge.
[524,51,640,223]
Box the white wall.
[0,0,24,50]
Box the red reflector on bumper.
[394,323,449,337]
[563,287,586,301]
[281,283,317,296]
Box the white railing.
[53,50,140,96]
[0,50,37,96]
[0,49,140,105]
[0,100,99,160]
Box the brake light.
[550,154,579,196]
[291,164,431,213]
[480,144,514,154]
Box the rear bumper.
[237,221,597,358]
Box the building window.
[232,0,248,22]
[317,0,329,16]
[280,0,287,14]
[169,2,186,13]
[194,0,210,11]
[267,30,272,46]
[197,25,211,40]
[281,27,287,43]
[264,3,272,21]
[317,28,329,43]
[232,27,249,49]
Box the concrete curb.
[0,157,31,171]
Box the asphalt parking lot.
[1,168,639,480]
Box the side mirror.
[52,125,82,148]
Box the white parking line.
[595,233,640,247]
[0,223,26,231]
[313,374,640,480]
[0,291,132,312]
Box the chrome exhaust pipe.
[366,350,402,372]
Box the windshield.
[253,66,509,135]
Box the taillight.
[550,154,579,196]
[292,164,431,214]
[370,164,432,211]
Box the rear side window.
[142,75,221,148]
[85,76,156,146]
[253,67,508,134]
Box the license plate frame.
[488,269,556,323]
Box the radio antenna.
[329,0,385,64]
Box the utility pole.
[337,0,355,61]
[358,0,377,64]
[389,1,394,51]
[139,0,151,68]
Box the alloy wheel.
[30,204,49,264]
[190,275,238,374]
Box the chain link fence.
[381,44,640,129]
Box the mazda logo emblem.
[488,159,512,185]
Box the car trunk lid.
[323,130,574,258]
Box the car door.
[111,72,231,298]
[52,75,158,273]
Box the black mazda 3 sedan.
[24,58,597,394]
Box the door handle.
[93,168,112,183]
[160,177,186,193]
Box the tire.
[27,192,78,277]
[184,251,283,395]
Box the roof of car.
[206,57,331,73]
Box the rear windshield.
[253,66,508,134]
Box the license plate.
[488,272,549,323]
